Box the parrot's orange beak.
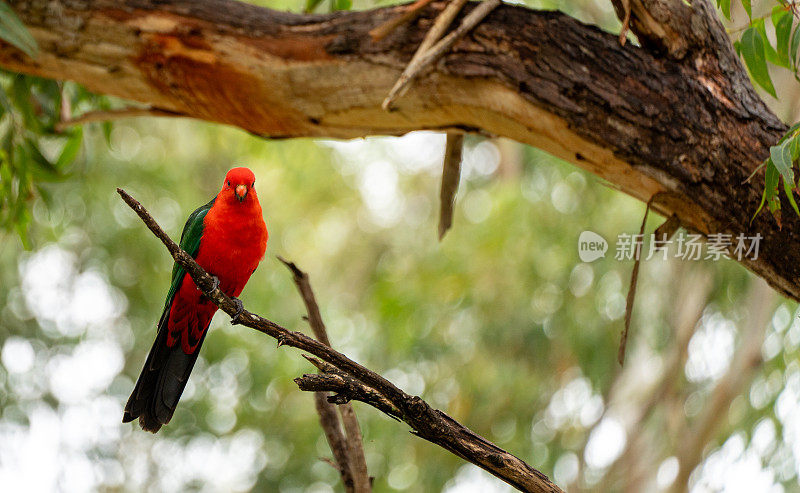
[235,184,247,202]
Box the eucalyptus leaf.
[0,0,38,59]
[718,0,731,20]
[755,158,776,219]
[791,25,800,68]
[741,27,778,97]
[775,13,793,67]
[771,139,794,184]
[767,160,781,218]
[333,0,352,11]
[56,129,83,169]
[754,19,787,69]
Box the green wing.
[162,197,216,310]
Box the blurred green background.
[2,1,800,492]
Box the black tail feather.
[123,310,208,433]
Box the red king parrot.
[123,167,268,432]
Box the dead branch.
[383,0,501,110]
[313,391,356,491]
[54,107,183,132]
[369,0,438,41]
[438,132,463,240]
[619,196,655,365]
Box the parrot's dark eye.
[251,181,255,188]
[227,181,231,187]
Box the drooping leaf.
[791,25,800,68]
[770,139,794,184]
[775,12,793,67]
[22,138,63,183]
[741,27,778,97]
[56,128,83,169]
[755,163,771,219]
[742,0,752,19]
[766,160,782,224]
[717,0,731,20]
[303,0,325,13]
[754,19,787,69]
[0,0,38,59]
[755,158,780,221]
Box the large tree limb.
[2,0,798,301]
[115,188,563,493]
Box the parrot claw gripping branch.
[230,298,245,325]
[116,186,563,493]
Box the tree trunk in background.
[1,0,797,300]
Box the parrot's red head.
[221,167,257,204]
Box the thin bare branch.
[438,132,464,240]
[383,0,501,110]
[54,107,183,132]
[117,188,562,493]
[653,214,680,252]
[313,391,356,492]
[370,0,438,41]
[418,0,469,54]
[381,0,469,110]
[619,195,655,366]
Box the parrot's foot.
[230,297,245,325]
[201,276,220,302]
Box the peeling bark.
[1,0,797,300]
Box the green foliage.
[0,0,37,59]
[303,0,351,14]
[333,0,352,11]
[727,3,800,96]
[753,123,800,223]
[720,2,800,221]
[718,0,732,20]
[739,25,778,97]
[0,73,89,247]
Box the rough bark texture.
[1,0,797,299]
